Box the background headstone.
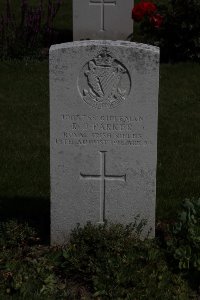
[50,41,159,244]
[73,0,134,41]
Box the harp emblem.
[79,50,131,109]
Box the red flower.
[142,2,157,16]
[132,3,145,22]
[132,1,157,22]
[149,14,164,28]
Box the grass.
[0,60,199,239]
[157,63,200,219]
[0,60,50,239]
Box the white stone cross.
[89,0,116,31]
[73,0,134,41]
[80,151,126,223]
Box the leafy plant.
[0,219,39,248]
[60,221,191,299]
[0,0,63,59]
[0,219,198,298]
[167,198,200,289]
[132,0,200,62]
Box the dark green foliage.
[60,222,191,299]
[133,0,200,62]
[0,219,39,248]
[0,219,196,299]
[0,246,58,299]
[167,198,200,289]
[0,220,90,299]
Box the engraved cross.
[80,151,126,224]
[89,0,117,31]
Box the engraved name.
[55,114,152,147]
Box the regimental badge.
[78,49,131,109]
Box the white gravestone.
[73,0,134,41]
[50,41,159,244]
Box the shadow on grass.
[0,197,50,244]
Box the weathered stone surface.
[73,0,134,41]
[50,40,159,244]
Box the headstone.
[73,0,134,41]
[50,40,159,244]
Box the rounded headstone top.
[49,40,159,55]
